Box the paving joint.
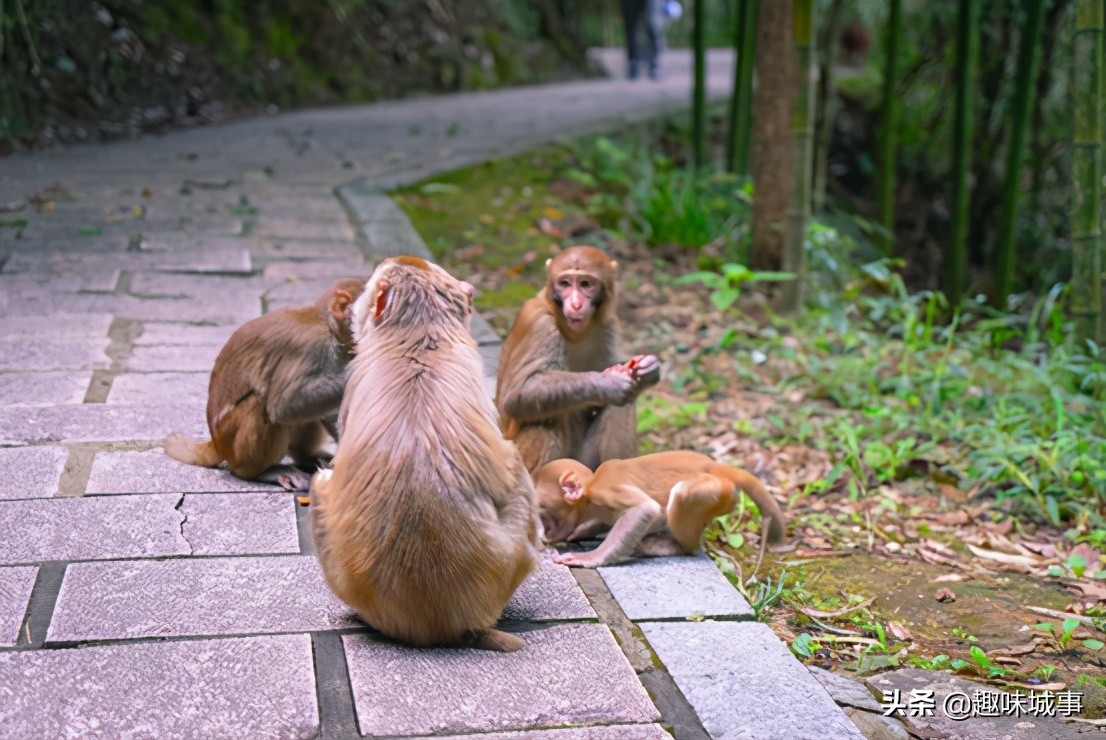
[16,562,66,649]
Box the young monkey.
[164,277,364,490]
[535,451,789,569]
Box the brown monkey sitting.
[495,245,661,475]
[534,451,789,568]
[310,256,542,652]
[164,277,364,490]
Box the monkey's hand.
[624,354,661,390]
[599,365,636,405]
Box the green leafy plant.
[675,264,795,311]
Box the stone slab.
[134,323,235,346]
[47,555,354,642]
[641,621,863,740]
[0,634,319,738]
[249,239,366,263]
[598,555,753,620]
[809,665,883,713]
[472,312,500,345]
[0,494,188,565]
[262,259,372,283]
[0,312,113,339]
[180,492,300,556]
[251,217,355,242]
[503,555,595,622]
[129,272,265,299]
[0,446,69,500]
[0,402,206,444]
[107,372,210,404]
[865,668,1090,739]
[3,247,252,275]
[122,345,221,373]
[363,217,432,258]
[0,566,37,645]
[263,278,349,311]
[436,726,671,740]
[0,270,120,294]
[0,339,110,371]
[1,293,260,325]
[0,371,92,406]
[478,343,502,378]
[86,449,280,493]
[343,623,660,736]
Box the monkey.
[495,245,661,476]
[164,277,365,491]
[533,451,789,569]
[309,256,542,652]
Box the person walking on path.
[622,0,665,79]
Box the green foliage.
[675,264,795,311]
[569,136,754,252]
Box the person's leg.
[645,0,665,79]
[622,0,645,78]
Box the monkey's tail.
[163,433,224,468]
[710,465,788,547]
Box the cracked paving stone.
[47,555,355,642]
[48,554,594,643]
[0,634,318,738]
[0,372,92,406]
[343,623,660,736]
[641,621,863,740]
[598,554,753,620]
[86,449,278,494]
[0,494,190,565]
[106,372,210,404]
[179,492,300,555]
[0,447,69,500]
[0,402,206,444]
[0,566,37,646]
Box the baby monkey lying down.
[535,451,789,568]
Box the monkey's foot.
[276,469,313,492]
[469,628,525,652]
[553,551,602,568]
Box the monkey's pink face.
[553,271,603,330]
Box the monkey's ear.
[371,281,391,322]
[559,471,587,505]
[330,290,353,321]
[609,260,619,273]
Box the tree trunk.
[782,0,814,312]
[812,0,845,213]
[944,0,981,306]
[727,0,758,176]
[875,0,903,255]
[692,0,707,168]
[750,0,797,271]
[1071,0,1103,340]
[994,0,1046,308]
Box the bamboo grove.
[676,0,1103,340]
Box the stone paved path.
[1,50,865,738]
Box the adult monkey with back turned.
[496,245,661,475]
[311,256,542,652]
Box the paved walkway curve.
[0,50,863,739]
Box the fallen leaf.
[538,217,565,238]
[932,573,966,583]
[991,640,1040,657]
[965,543,1040,568]
[935,588,957,603]
[993,656,1023,666]
[934,510,971,526]
[888,621,913,641]
[542,206,564,220]
[455,244,485,261]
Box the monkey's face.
[534,460,593,543]
[551,271,604,331]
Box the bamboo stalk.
[945,0,980,306]
[782,0,814,313]
[875,0,903,255]
[995,0,1047,308]
[812,0,845,213]
[727,0,757,175]
[692,0,707,168]
[1071,0,1103,340]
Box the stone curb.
[342,177,866,739]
